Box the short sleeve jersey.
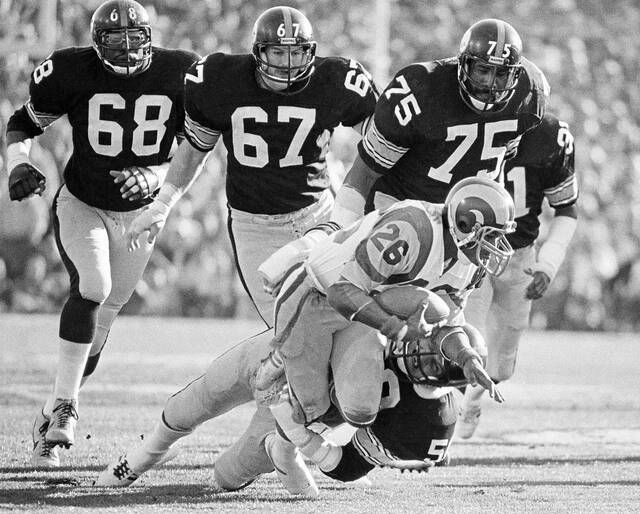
[361,57,547,203]
[326,371,457,480]
[8,46,199,211]
[503,113,578,248]
[183,53,377,214]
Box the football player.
[5,0,199,467]
[95,320,490,496]
[457,113,579,438]
[330,18,549,226]
[125,6,378,326]
[249,175,514,471]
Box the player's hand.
[381,309,434,344]
[461,355,504,403]
[110,166,159,201]
[126,200,171,250]
[8,163,46,201]
[524,268,551,300]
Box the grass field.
[1,313,639,513]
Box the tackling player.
[5,0,199,466]
[125,6,378,326]
[251,176,514,458]
[95,320,492,496]
[330,18,549,226]
[457,113,579,438]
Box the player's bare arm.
[330,155,381,226]
[126,140,212,250]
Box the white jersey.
[305,200,480,321]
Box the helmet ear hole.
[457,215,473,233]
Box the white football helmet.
[445,176,516,276]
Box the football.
[372,285,450,324]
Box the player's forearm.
[438,326,482,366]
[157,140,209,206]
[535,211,577,281]
[165,140,209,191]
[331,155,380,226]
[327,281,406,339]
[6,131,33,171]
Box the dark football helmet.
[388,324,487,387]
[251,6,317,93]
[91,0,152,76]
[457,18,523,113]
[445,176,516,276]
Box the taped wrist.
[7,141,31,171]
[156,183,183,210]
[534,215,577,280]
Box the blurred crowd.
[1,0,639,330]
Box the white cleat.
[45,398,78,448]
[457,386,484,439]
[94,447,178,487]
[264,432,319,498]
[95,454,140,487]
[31,409,60,468]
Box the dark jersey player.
[96,323,488,495]
[460,112,578,438]
[126,6,378,326]
[5,0,199,467]
[331,18,549,226]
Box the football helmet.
[457,18,523,113]
[251,6,317,93]
[445,177,516,276]
[388,324,487,387]
[91,0,152,76]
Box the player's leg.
[81,208,155,388]
[96,330,273,486]
[41,188,113,450]
[227,191,332,327]
[485,245,536,381]
[459,245,534,438]
[330,324,385,428]
[457,273,495,438]
[275,289,346,424]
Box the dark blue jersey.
[324,368,458,482]
[503,113,578,249]
[363,57,547,203]
[7,46,199,211]
[183,53,377,214]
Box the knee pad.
[59,295,101,343]
[77,274,111,304]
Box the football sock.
[52,338,92,402]
[142,415,192,453]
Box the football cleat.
[45,398,78,448]
[457,393,483,439]
[264,432,319,498]
[31,409,60,467]
[94,447,179,487]
[94,454,139,487]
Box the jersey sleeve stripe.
[544,174,578,207]
[184,112,220,151]
[361,120,408,169]
[25,100,61,129]
[352,427,397,466]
